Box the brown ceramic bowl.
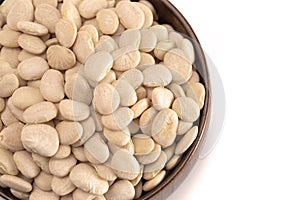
[0,0,211,199]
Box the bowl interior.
[0,0,211,199]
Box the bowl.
[0,0,211,199]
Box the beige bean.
[142,64,172,87]
[96,8,119,35]
[132,134,155,155]
[175,126,198,155]
[144,151,167,174]
[0,148,18,175]
[90,108,103,132]
[6,97,25,123]
[103,127,130,147]
[65,63,80,81]
[0,47,21,67]
[122,139,135,155]
[84,51,113,82]
[70,117,95,147]
[111,149,140,180]
[112,46,141,71]
[136,143,161,165]
[51,176,76,196]
[140,0,158,20]
[0,60,15,76]
[143,170,166,192]
[180,38,195,64]
[139,107,158,136]
[96,35,118,53]
[17,57,49,81]
[78,0,107,19]
[151,108,178,147]
[59,99,90,121]
[164,48,193,84]
[72,188,96,200]
[116,1,145,29]
[0,97,4,112]
[18,34,46,55]
[119,29,141,48]
[29,187,59,200]
[0,175,32,193]
[33,0,58,7]
[53,145,71,159]
[65,74,93,105]
[23,101,57,124]
[0,73,19,98]
[60,1,82,29]
[72,31,95,63]
[0,122,24,151]
[172,97,200,122]
[72,146,88,162]
[70,163,109,195]
[93,164,117,182]
[150,25,168,42]
[31,153,50,173]
[131,98,151,119]
[18,50,46,62]
[119,68,144,89]
[131,164,143,186]
[105,180,135,200]
[99,70,116,84]
[17,21,48,36]
[152,87,174,111]
[154,40,176,60]
[61,194,73,200]
[34,171,53,191]
[21,124,59,157]
[40,69,64,103]
[84,133,109,164]
[134,181,143,199]
[11,86,43,110]
[136,86,147,101]
[46,45,76,70]
[79,25,99,45]
[0,29,21,48]
[185,82,206,109]
[101,107,134,131]
[55,18,77,48]
[6,0,34,31]
[139,29,157,53]
[49,154,77,177]
[13,151,40,179]
[10,189,29,200]
[163,143,176,162]
[136,2,153,29]
[167,83,186,98]
[35,4,61,33]
[114,79,137,107]
[169,31,184,48]
[165,155,181,170]
[56,121,83,145]
[177,120,193,135]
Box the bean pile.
[0,0,206,199]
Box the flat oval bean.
[56,121,83,145]
[70,163,109,195]
[172,97,200,122]
[49,155,77,177]
[58,99,90,121]
[0,148,18,175]
[17,57,49,81]
[18,34,46,55]
[11,86,44,110]
[34,171,53,191]
[17,21,48,36]
[0,122,24,151]
[51,176,76,196]
[13,151,40,179]
[23,101,57,124]
[21,124,59,157]
[105,180,135,200]
[0,175,32,193]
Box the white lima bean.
[0,0,207,199]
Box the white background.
[169,0,300,199]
